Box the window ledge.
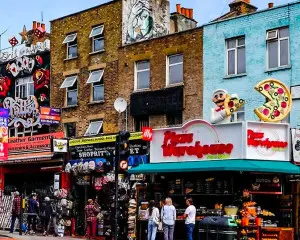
[64,57,78,61]
[133,88,151,93]
[165,82,184,88]
[88,101,105,105]
[62,105,78,109]
[265,65,291,73]
[224,73,247,79]
[89,50,105,55]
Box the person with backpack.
[161,198,176,240]
[40,197,53,236]
[26,193,39,235]
[9,191,21,234]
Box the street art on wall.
[122,0,170,44]
[254,79,292,122]
[210,89,245,124]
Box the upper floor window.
[226,37,245,75]
[86,70,104,102]
[63,33,78,59]
[135,61,150,90]
[60,75,78,106]
[90,25,104,53]
[135,115,149,132]
[85,119,103,136]
[64,122,76,138]
[167,112,183,126]
[267,27,289,69]
[15,76,34,99]
[9,126,38,138]
[167,54,183,85]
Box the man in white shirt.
[183,198,196,240]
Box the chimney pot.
[268,2,274,8]
[181,7,186,16]
[176,4,181,14]
[37,22,41,28]
[41,23,46,30]
[187,9,192,18]
[190,9,194,19]
[33,21,37,30]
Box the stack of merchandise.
[128,199,137,239]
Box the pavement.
[0,231,83,240]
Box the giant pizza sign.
[150,120,290,163]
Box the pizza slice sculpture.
[224,95,245,116]
[254,79,292,122]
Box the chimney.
[41,23,46,30]
[176,4,181,14]
[181,7,186,16]
[186,9,191,18]
[229,0,257,16]
[37,22,41,28]
[190,9,194,19]
[33,21,37,30]
[268,2,274,8]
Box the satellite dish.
[114,98,127,113]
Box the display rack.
[239,226,260,240]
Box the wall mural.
[122,0,170,44]
[0,46,50,129]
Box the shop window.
[135,115,149,132]
[226,36,245,75]
[86,70,104,102]
[64,122,76,138]
[9,126,38,137]
[167,112,183,126]
[63,33,78,59]
[15,76,34,99]
[167,54,183,86]
[60,75,78,106]
[85,120,103,136]
[135,61,150,90]
[267,27,289,69]
[89,25,104,53]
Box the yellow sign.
[69,132,142,147]
[254,79,292,122]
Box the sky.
[0,0,293,50]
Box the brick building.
[50,0,202,137]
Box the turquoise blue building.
[203,1,300,127]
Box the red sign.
[8,132,64,154]
[162,131,234,159]
[247,130,288,149]
[120,160,128,170]
[142,127,153,141]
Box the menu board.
[249,175,282,194]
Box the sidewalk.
[0,231,83,240]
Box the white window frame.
[89,25,104,53]
[84,120,103,136]
[15,76,34,99]
[226,37,245,76]
[134,61,150,91]
[60,75,78,106]
[63,33,78,59]
[266,27,290,70]
[9,126,38,138]
[166,54,183,86]
[86,70,105,102]
[66,84,77,106]
[60,75,77,89]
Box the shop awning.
[128,160,300,174]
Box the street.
[0,231,82,240]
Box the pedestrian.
[9,191,21,233]
[40,197,53,236]
[161,198,176,240]
[85,199,100,240]
[147,200,160,240]
[26,193,39,235]
[184,198,196,240]
[48,200,58,237]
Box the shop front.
[66,132,148,238]
[129,120,300,240]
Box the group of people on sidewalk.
[148,197,196,240]
[9,192,58,237]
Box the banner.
[9,132,64,155]
[0,108,8,161]
[291,128,300,164]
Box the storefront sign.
[40,107,61,125]
[52,139,68,153]
[0,108,9,161]
[291,129,300,164]
[0,40,50,62]
[249,175,282,194]
[142,127,153,141]
[150,120,290,163]
[8,132,64,155]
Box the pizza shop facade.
[130,120,300,240]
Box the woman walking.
[161,198,176,240]
[147,200,160,240]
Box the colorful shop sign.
[40,107,61,125]
[150,120,290,163]
[0,108,9,161]
[8,132,64,155]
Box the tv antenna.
[0,28,8,54]
[41,11,44,22]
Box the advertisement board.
[0,108,9,161]
[291,128,300,164]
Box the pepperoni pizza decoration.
[224,95,245,116]
[254,79,292,122]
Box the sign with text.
[9,132,64,155]
[249,175,282,194]
[0,108,9,161]
[40,107,61,125]
[52,139,68,153]
[142,127,153,141]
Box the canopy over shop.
[129,120,298,240]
